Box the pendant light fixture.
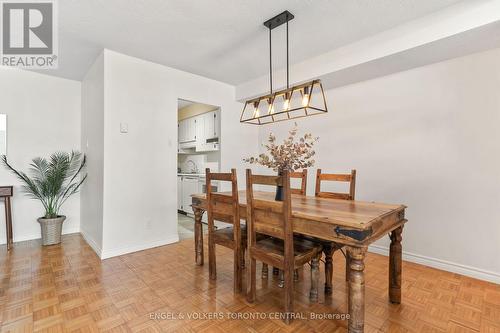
[240,11,328,125]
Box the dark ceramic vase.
[275,170,284,201]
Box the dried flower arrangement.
[244,123,319,173]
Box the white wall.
[255,48,500,283]
[0,68,81,243]
[80,53,105,255]
[99,50,258,258]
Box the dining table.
[191,191,407,333]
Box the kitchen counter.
[178,173,205,177]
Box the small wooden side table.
[0,186,13,250]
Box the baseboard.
[0,227,81,245]
[100,235,179,260]
[80,228,102,257]
[369,244,500,284]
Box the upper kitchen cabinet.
[203,110,219,141]
[178,109,220,152]
[178,117,197,143]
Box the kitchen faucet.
[186,160,198,174]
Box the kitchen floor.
[178,213,226,240]
[178,213,208,240]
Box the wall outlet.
[120,123,128,133]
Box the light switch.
[120,123,128,133]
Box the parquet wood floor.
[0,234,499,332]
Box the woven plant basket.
[37,216,66,246]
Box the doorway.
[176,99,221,239]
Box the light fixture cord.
[269,28,273,94]
[286,19,289,89]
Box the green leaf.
[2,152,87,217]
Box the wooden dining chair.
[268,169,308,279]
[290,169,308,195]
[315,169,356,200]
[246,169,323,324]
[206,168,245,293]
[315,169,357,293]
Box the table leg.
[5,197,12,251]
[193,208,205,266]
[347,246,366,333]
[389,226,403,304]
[323,243,334,295]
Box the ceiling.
[41,0,464,83]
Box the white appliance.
[180,176,199,213]
[177,174,219,224]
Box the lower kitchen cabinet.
[180,176,199,213]
[177,176,183,211]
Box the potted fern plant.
[2,151,87,246]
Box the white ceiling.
[41,0,464,83]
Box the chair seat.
[251,237,322,269]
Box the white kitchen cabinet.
[195,116,205,151]
[203,110,219,140]
[181,176,198,213]
[178,118,197,143]
[194,110,220,152]
[187,117,197,142]
[178,120,186,143]
[177,176,183,210]
[178,110,219,151]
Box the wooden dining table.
[191,191,407,333]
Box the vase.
[275,170,284,201]
[37,215,66,246]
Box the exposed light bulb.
[282,93,290,110]
[302,87,310,107]
[267,98,274,114]
[253,101,260,118]
[302,95,309,106]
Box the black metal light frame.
[240,11,328,125]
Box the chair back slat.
[208,173,233,182]
[319,173,351,182]
[251,175,283,186]
[246,170,292,242]
[315,169,356,200]
[210,193,234,204]
[211,212,233,224]
[290,169,307,195]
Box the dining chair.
[290,169,308,195]
[206,168,245,293]
[315,168,357,293]
[246,169,323,324]
[269,169,308,279]
[315,169,356,200]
